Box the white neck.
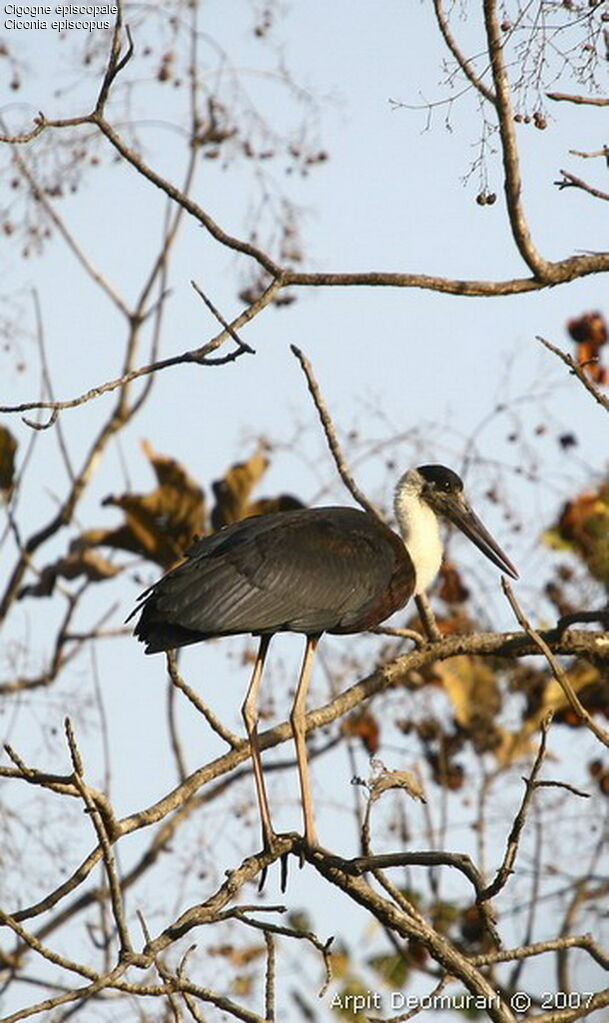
[394,473,443,595]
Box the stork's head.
[395,465,518,583]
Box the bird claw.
[257,832,292,892]
[256,830,319,892]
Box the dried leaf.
[0,425,17,498]
[438,561,470,604]
[546,661,607,724]
[368,760,425,804]
[367,951,410,987]
[566,313,608,383]
[343,709,380,754]
[208,943,265,967]
[492,727,537,768]
[246,494,304,517]
[83,440,207,569]
[18,547,121,599]
[211,446,304,528]
[546,481,609,583]
[427,754,464,790]
[211,447,269,528]
[567,311,607,348]
[460,904,486,948]
[231,974,255,997]
[434,656,500,730]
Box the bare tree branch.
[503,580,609,749]
[433,0,495,104]
[538,335,609,413]
[555,170,609,202]
[290,344,382,519]
[547,92,609,106]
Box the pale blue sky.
[1,2,608,1016]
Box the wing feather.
[133,507,413,650]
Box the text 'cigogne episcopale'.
[4,3,117,29]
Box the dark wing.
[132,507,414,653]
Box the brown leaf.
[211,446,304,528]
[427,752,464,790]
[18,546,121,599]
[434,656,506,756]
[492,727,537,768]
[368,760,425,803]
[246,494,304,517]
[576,341,606,382]
[343,709,380,754]
[0,425,17,498]
[460,904,487,948]
[231,974,255,997]
[211,447,269,528]
[567,311,607,348]
[548,481,609,583]
[82,440,207,569]
[434,656,501,730]
[208,942,265,968]
[566,313,608,384]
[438,561,470,604]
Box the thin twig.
[369,625,425,645]
[538,336,609,413]
[221,906,335,998]
[569,147,609,160]
[433,0,495,104]
[263,931,275,1022]
[290,345,382,519]
[190,280,255,356]
[555,170,609,202]
[469,932,609,969]
[478,713,551,901]
[64,718,137,961]
[502,579,609,749]
[166,651,241,748]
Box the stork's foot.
[293,827,319,868]
[257,827,278,892]
[261,826,280,855]
[257,831,298,892]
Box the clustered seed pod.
[476,191,497,206]
[514,111,547,129]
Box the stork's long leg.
[290,634,321,848]
[241,634,275,850]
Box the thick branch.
[8,627,607,925]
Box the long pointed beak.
[445,495,519,580]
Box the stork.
[131,465,517,849]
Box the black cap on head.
[417,465,464,493]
